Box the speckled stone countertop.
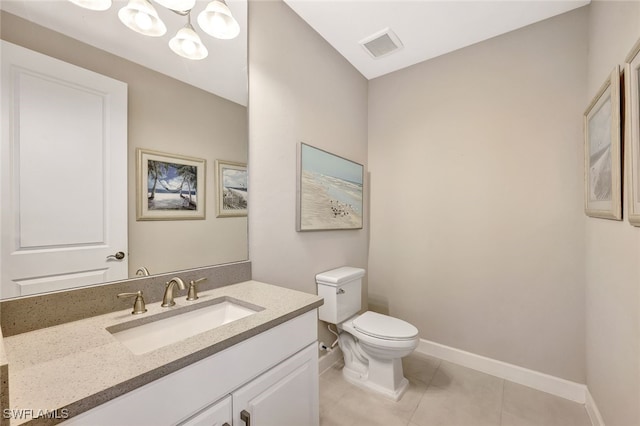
[1,328,8,426]
[1,281,323,426]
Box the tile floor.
[319,353,591,426]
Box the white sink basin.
[109,298,262,355]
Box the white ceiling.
[283,0,591,80]
[1,0,590,104]
[0,0,248,105]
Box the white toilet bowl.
[316,266,419,400]
[338,311,419,400]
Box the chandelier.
[67,0,240,60]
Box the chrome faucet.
[161,277,186,307]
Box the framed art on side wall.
[296,143,363,231]
[137,148,206,220]
[583,66,622,220]
[626,39,640,226]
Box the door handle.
[240,410,251,426]
[106,251,125,260]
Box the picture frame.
[215,160,247,217]
[626,39,640,226]
[136,148,206,221]
[583,66,622,220]
[296,142,364,231]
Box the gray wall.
[368,8,588,383]
[585,2,640,425]
[0,12,248,278]
[247,0,369,346]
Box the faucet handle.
[117,291,147,315]
[186,278,207,301]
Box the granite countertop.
[1,281,323,425]
[1,328,8,426]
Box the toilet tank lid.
[316,267,365,285]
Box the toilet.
[316,266,419,401]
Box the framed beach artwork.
[583,66,622,220]
[296,143,363,231]
[626,39,640,226]
[215,160,247,217]
[136,148,205,220]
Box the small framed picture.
[626,38,640,226]
[136,148,206,220]
[296,142,364,231]
[583,66,622,220]
[215,160,247,217]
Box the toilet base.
[341,365,410,401]
[337,328,413,401]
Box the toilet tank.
[316,267,365,324]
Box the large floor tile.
[501,381,590,426]
[402,352,441,386]
[410,381,503,426]
[320,362,359,405]
[320,356,589,426]
[430,361,504,397]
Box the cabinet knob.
[222,423,230,426]
[240,410,251,426]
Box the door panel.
[1,41,128,299]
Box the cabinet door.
[233,343,318,426]
[179,396,232,426]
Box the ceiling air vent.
[359,28,403,59]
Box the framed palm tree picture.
[136,148,206,220]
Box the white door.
[0,41,128,299]
[233,344,319,426]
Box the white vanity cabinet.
[63,310,319,426]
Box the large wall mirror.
[0,0,248,300]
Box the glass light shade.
[68,0,112,11]
[154,0,196,12]
[118,0,167,37]
[169,24,208,60]
[197,0,240,40]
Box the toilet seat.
[352,311,418,341]
[341,312,419,352]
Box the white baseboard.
[318,346,343,375]
[585,388,606,426]
[416,339,587,404]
